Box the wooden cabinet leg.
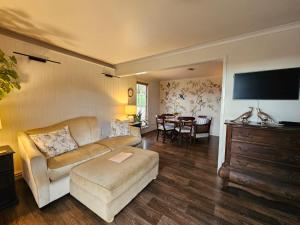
[222,179,229,190]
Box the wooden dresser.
[0,146,18,210]
[218,121,300,204]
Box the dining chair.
[193,116,212,142]
[156,115,175,142]
[161,113,176,127]
[174,116,195,144]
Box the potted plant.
[134,111,142,122]
[0,49,21,100]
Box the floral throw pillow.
[29,126,78,158]
[110,120,130,137]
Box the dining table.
[164,117,195,124]
[164,117,180,123]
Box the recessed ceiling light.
[136,71,147,75]
[188,68,195,71]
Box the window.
[136,82,148,122]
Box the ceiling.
[0,0,300,64]
[138,60,223,81]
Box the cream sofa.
[18,116,141,208]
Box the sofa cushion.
[110,121,130,137]
[47,143,110,181]
[70,146,159,203]
[96,135,141,150]
[29,126,79,158]
[26,117,100,147]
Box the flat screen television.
[233,67,300,100]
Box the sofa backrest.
[25,116,100,146]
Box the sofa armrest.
[129,126,141,139]
[18,132,50,208]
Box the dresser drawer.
[228,168,300,201]
[0,185,17,207]
[231,127,300,149]
[230,154,300,185]
[0,154,13,172]
[231,141,300,166]
[0,171,14,189]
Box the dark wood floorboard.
[0,132,299,225]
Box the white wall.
[116,24,300,169]
[0,34,135,174]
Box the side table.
[0,145,18,210]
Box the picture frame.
[128,88,134,97]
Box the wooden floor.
[1,132,299,225]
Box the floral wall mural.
[160,76,222,136]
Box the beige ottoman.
[70,146,159,223]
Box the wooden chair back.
[194,116,212,134]
[161,113,175,117]
[156,115,164,128]
[177,116,195,133]
[156,114,173,131]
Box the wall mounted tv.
[233,67,300,100]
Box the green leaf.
[12,81,21,89]
[0,81,11,93]
[7,69,18,79]
[0,48,21,100]
[0,49,4,58]
[9,56,17,64]
[0,90,5,100]
[0,74,11,81]
[0,56,9,67]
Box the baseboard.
[14,171,23,180]
[141,129,156,136]
[141,124,156,134]
[210,135,219,138]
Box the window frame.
[136,81,148,122]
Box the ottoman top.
[70,146,159,202]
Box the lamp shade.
[0,119,2,129]
[125,105,137,115]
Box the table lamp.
[125,105,137,122]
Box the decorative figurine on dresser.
[218,120,300,205]
[0,145,18,210]
[231,107,253,124]
[256,107,276,125]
